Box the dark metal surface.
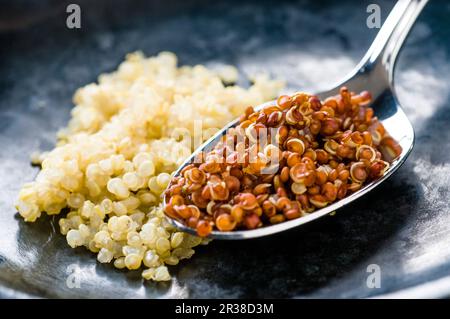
[1,0,450,298]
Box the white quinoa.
[16,51,284,281]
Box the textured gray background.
[0,0,450,298]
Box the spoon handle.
[318,0,428,99]
[362,0,429,83]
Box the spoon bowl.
[163,0,426,239]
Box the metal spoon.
[164,0,428,239]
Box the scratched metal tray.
[1,0,450,298]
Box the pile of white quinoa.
[16,52,283,281]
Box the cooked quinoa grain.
[16,52,284,280]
